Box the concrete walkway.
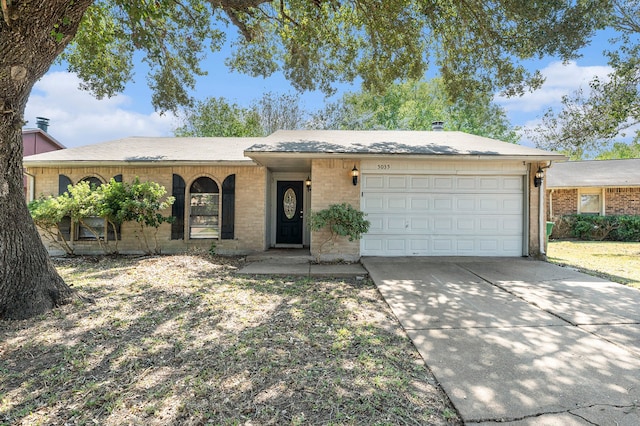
[362,257,640,425]
[237,249,368,278]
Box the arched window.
[189,177,219,239]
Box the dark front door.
[276,181,303,245]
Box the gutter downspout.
[539,182,545,256]
[24,171,35,202]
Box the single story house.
[546,159,640,218]
[23,130,564,260]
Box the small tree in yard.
[120,178,175,255]
[28,179,174,256]
[28,196,75,256]
[95,179,129,253]
[310,203,370,261]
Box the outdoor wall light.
[534,167,545,188]
[351,165,359,186]
[305,176,312,192]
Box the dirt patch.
[0,254,460,425]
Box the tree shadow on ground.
[0,255,460,425]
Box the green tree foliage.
[252,91,306,134]
[174,97,263,137]
[309,203,370,259]
[57,1,610,112]
[309,79,519,142]
[529,1,640,158]
[28,179,174,255]
[596,142,640,159]
[174,92,306,137]
[27,196,76,255]
[119,178,175,254]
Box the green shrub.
[309,203,370,260]
[612,216,640,242]
[552,214,640,242]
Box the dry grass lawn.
[548,240,640,288]
[0,255,460,425]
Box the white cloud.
[496,61,612,114]
[24,72,178,148]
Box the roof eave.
[244,151,567,162]
[23,160,258,168]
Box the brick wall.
[547,189,578,217]
[606,187,640,215]
[310,159,361,261]
[547,187,640,217]
[26,165,267,255]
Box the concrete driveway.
[361,257,640,425]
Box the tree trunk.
[0,0,92,319]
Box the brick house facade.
[546,159,640,219]
[24,130,563,259]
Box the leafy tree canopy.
[59,0,611,113]
[596,142,640,160]
[174,92,306,136]
[309,79,519,143]
[528,1,640,158]
[174,97,263,137]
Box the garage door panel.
[388,197,407,209]
[388,176,407,189]
[362,194,384,210]
[410,197,429,209]
[361,173,524,256]
[410,177,430,189]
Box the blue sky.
[24,26,616,148]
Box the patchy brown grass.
[0,255,460,425]
[548,241,640,288]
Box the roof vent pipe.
[36,117,50,133]
[431,121,444,131]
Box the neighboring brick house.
[23,117,65,198]
[23,130,564,260]
[546,159,640,218]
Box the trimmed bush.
[551,215,640,242]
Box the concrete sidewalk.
[236,250,368,278]
[362,257,640,425]
[237,261,368,277]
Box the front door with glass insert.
[276,181,303,245]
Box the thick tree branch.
[1,0,10,26]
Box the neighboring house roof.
[246,129,565,161]
[546,159,640,188]
[22,137,262,166]
[22,128,66,153]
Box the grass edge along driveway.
[547,240,640,289]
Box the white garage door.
[361,174,524,256]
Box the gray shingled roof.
[246,130,565,159]
[23,131,566,167]
[546,159,640,188]
[23,137,261,165]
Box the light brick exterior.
[27,157,548,259]
[26,164,267,255]
[309,159,361,261]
